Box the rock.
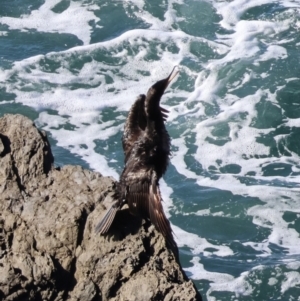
[0,114,202,301]
[0,138,4,155]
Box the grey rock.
[0,137,4,155]
[0,114,202,301]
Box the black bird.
[95,67,178,254]
[121,94,169,163]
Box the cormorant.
[122,94,169,163]
[95,67,178,255]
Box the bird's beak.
[166,66,179,87]
[159,67,178,120]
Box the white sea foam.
[174,225,234,257]
[185,256,234,282]
[257,45,288,62]
[268,277,278,286]
[214,0,272,30]
[214,0,300,30]
[167,2,300,290]
[37,111,120,178]
[281,271,300,294]
[185,256,254,299]
[0,0,99,45]
[159,179,174,219]
[3,29,211,114]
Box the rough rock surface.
[0,114,202,301]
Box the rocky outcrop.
[0,114,202,301]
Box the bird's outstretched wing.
[148,173,178,256]
[95,200,120,234]
[122,95,147,162]
[124,167,178,257]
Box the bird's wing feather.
[148,174,177,252]
[122,95,147,162]
[125,169,150,218]
[124,168,178,255]
[149,183,178,258]
[95,201,119,234]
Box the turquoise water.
[1,1,300,299]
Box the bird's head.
[145,67,178,119]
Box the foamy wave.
[0,0,99,45]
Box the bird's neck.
[146,113,165,132]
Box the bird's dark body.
[96,68,178,256]
[119,112,170,217]
[122,94,169,165]
[124,114,170,178]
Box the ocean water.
[1,0,300,299]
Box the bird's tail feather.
[95,205,119,234]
